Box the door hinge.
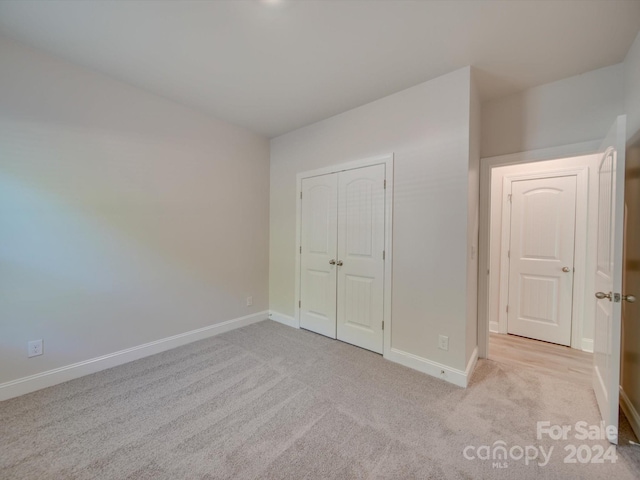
[300,246,302,254]
[299,300,301,308]
[382,250,385,260]
[506,305,509,313]
[382,321,384,330]
[507,194,512,202]
[384,179,386,189]
[507,250,510,259]
[300,191,302,199]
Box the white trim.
[481,141,601,169]
[581,338,594,353]
[620,386,640,441]
[385,346,477,388]
[464,346,479,386]
[496,167,590,349]
[489,321,500,333]
[294,153,394,355]
[268,311,298,328]
[294,154,394,180]
[0,311,268,402]
[497,174,513,334]
[478,141,600,358]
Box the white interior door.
[299,174,338,338]
[507,175,577,346]
[593,115,626,444]
[336,164,385,353]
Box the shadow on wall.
[0,119,258,380]
[0,161,235,358]
[0,120,252,291]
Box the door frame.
[294,153,394,354]
[478,141,601,359]
[497,169,588,349]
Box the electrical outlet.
[438,335,449,351]
[28,339,43,357]
[246,296,253,306]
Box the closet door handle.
[336,260,343,266]
[329,259,336,265]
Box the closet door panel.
[299,173,338,338]
[336,164,385,353]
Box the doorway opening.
[481,151,600,356]
[479,150,601,390]
[478,151,602,443]
[478,118,632,445]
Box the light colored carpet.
[1,320,639,479]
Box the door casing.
[295,154,394,355]
[478,140,601,359]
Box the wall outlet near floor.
[438,335,449,351]
[28,339,43,357]
[246,296,253,307]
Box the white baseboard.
[267,310,478,388]
[620,386,640,441]
[465,346,479,386]
[384,346,477,388]
[489,321,500,333]
[268,310,478,388]
[268,311,298,328]
[0,310,269,402]
[581,338,594,353]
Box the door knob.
[595,292,612,300]
[336,260,343,266]
[623,294,636,303]
[329,259,336,265]
[562,267,571,272]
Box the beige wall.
[270,67,476,373]
[0,37,270,385]
[482,64,624,158]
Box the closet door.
[336,164,385,353]
[299,174,338,338]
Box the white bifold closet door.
[300,164,385,354]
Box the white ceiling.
[0,1,639,138]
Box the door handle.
[623,294,636,303]
[562,267,571,273]
[336,260,343,266]
[329,259,336,265]
[595,292,612,301]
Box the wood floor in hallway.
[489,332,593,387]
